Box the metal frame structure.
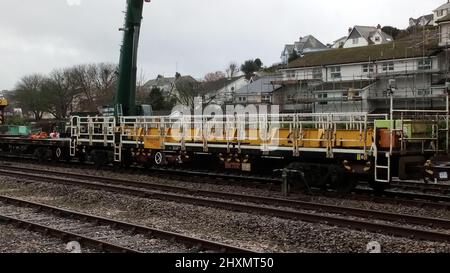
[69,92,450,187]
[374,93,450,183]
[70,112,386,162]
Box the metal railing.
[115,112,386,157]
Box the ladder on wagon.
[374,92,450,183]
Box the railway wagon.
[1,96,449,193]
[64,95,450,193]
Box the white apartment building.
[278,28,448,114]
[435,1,450,24]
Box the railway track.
[0,195,252,253]
[0,156,282,186]
[3,157,450,208]
[390,180,450,195]
[4,156,450,207]
[2,165,450,244]
[350,188,450,209]
[1,163,450,210]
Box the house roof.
[144,76,176,88]
[411,14,434,26]
[423,14,435,21]
[144,75,197,90]
[235,77,282,95]
[333,36,348,43]
[282,44,295,55]
[294,35,327,52]
[200,76,245,94]
[436,14,450,23]
[351,26,393,44]
[434,1,450,11]
[286,33,440,69]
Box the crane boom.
[114,0,147,116]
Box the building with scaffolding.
[274,26,449,115]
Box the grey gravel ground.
[0,224,98,253]
[0,203,187,253]
[1,174,450,253]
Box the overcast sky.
[0,0,445,90]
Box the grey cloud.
[0,0,445,89]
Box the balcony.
[367,86,448,100]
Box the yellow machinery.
[0,94,8,125]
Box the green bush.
[5,116,29,126]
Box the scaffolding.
[277,26,448,115]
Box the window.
[287,71,296,78]
[238,97,247,102]
[352,38,358,44]
[330,67,341,79]
[374,36,381,42]
[318,93,328,105]
[418,89,431,96]
[261,95,271,103]
[418,59,432,70]
[312,68,322,79]
[287,95,295,103]
[363,64,374,73]
[382,62,394,72]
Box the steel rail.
[2,165,450,223]
[2,168,450,243]
[0,215,140,253]
[0,195,253,253]
[391,181,450,195]
[0,166,450,212]
[5,157,450,206]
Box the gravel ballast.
[1,174,450,253]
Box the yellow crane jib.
[0,95,8,125]
[0,97,7,107]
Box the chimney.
[377,24,381,29]
[348,27,353,35]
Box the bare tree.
[69,63,118,111]
[136,68,149,103]
[11,63,117,119]
[12,74,48,121]
[72,64,96,111]
[136,68,148,88]
[226,62,239,78]
[42,68,83,119]
[174,77,201,109]
[176,77,220,110]
[90,63,117,108]
[204,71,226,82]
